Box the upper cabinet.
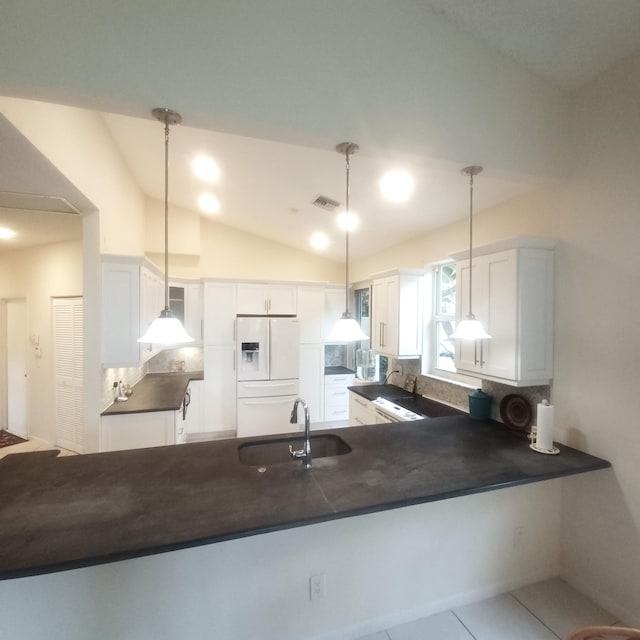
[371,270,424,358]
[102,257,204,367]
[237,283,297,315]
[452,237,555,386]
[102,258,142,367]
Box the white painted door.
[53,297,84,453]
[6,299,28,437]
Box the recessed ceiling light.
[198,193,221,214]
[192,155,220,183]
[310,232,329,250]
[0,227,16,240]
[380,170,414,203]
[336,211,359,232]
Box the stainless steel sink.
[238,434,352,466]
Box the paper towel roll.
[536,401,554,451]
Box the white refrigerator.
[236,317,300,437]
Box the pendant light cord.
[467,170,474,318]
[163,117,170,312]
[344,149,351,318]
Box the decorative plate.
[499,394,533,431]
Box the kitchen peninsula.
[0,415,608,580]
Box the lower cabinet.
[100,411,177,452]
[203,345,237,434]
[349,391,377,426]
[181,380,203,438]
[299,343,324,424]
[324,373,354,424]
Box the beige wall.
[0,241,82,444]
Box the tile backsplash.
[386,356,551,425]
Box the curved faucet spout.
[289,397,312,469]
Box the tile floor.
[357,578,623,640]
[0,434,77,459]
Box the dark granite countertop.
[349,383,464,418]
[101,371,204,416]
[0,416,609,580]
[324,366,356,376]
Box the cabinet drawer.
[324,406,349,421]
[324,387,350,404]
[324,374,354,388]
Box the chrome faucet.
[289,397,312,469]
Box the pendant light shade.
[451,165,491,341]
[138,108,194,346]
[326,142,368,343]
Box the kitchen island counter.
[101,371,204,416]
[0,416,609,580]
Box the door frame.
[2,297,29,437]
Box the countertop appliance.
[371,397,425,422]
[236,317,300,437]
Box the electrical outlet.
[397,365,403,377]
[309,573,325,600]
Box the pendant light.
[325,142,368,342]
[138,108,194,346]
[450,165,491,340]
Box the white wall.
[351,51,640,625]
[0,241,82,445]
[0,480,562,640]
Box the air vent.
[0,191,81,215]
[312,194,340,212]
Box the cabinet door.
[267,285,297,315]
[203,345,237,432]
[324,288,347,341]
[100,412,175,452]
[237,283,268,315]
[140,266,163,363]
[203,282,237,345]
[297,285,325,342]
[102,261,140,366]
[299,343,324,423]
[185,282,203,343]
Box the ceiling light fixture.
[198,192,221,214]
[450,165,491,341]
[138,108,194,346]
[192,155,220,183]
[310,231,329,251]
[380,170,414,203]
[326,142,369,342]
[0,227,16,240]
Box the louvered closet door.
[53,297,84,453]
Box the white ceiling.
[101,111,536,262]
[418,0,640,90]
[2,1,639,260]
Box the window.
[433,263,456,372]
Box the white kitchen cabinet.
[349,391,377,426]
[323,286,348,342]
[139,265,164,363]
[299,343,324,424]
[371,270,424,358]
[324,373,354,424]
[101,258,141,367]
[203,281,237,345]
[453,238,555,386]
[203,345,237,433]
[237,283,297,315]
[100,411,176,452]
[169,280,203,343]
[297,285,325,342]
